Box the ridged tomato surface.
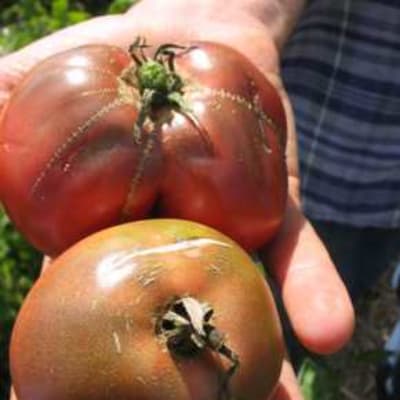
[0,42,287,256]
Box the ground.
[328,267,398,400]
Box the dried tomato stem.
[157,296,240,400]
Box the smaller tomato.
[10,219,284,400]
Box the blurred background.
[0,1,397,399]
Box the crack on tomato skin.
[80,88,118,98]
[112,331,122,354]
[125,318,135,333]
[80,65,116,79]
[192,87,269,183]
[251,94,273,155]
[117,76,143,147]
[120,128,157,220]
[188,86,284,149]
[189,86,286,187]
[117,73,140,105]
[135,263,163,287]
[207,263,224,276]
[31,97,124,196]
[176,106,216,156]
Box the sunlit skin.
[0,41,287,257]
[1,1,356,398]
[10,220,284,400]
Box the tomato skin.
[0,42,286,256]
[10,219,284,400]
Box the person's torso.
[282,0,400,227]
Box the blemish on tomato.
[112,331,122,354]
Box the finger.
[272,357,304,400]
[262,188,355,354]
[261,56,354,353]
[9,387,16,400]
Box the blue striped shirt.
[282,0,400,227]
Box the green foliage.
[351,348,387,364]
[107,0,137,14]
[0,210,42,398]
[0,0,90,55]
[0,0,138,55]
[298,357,341,400]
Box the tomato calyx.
[121,37,194,137]
[157,296,239,399]
[135,42,184,97]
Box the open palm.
[2,2,354,399]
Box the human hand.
[2,1,355,399]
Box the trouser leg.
[376,262,400,400]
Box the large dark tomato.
[10,219,284,400]
[0,40,287,256]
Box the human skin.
[1,1,355,399]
